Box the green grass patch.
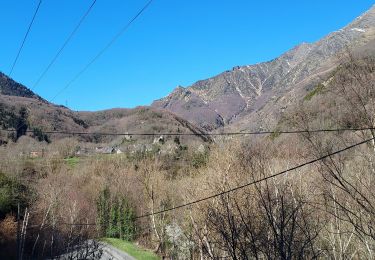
[304,83,325,101]
[64,157,79,167]
[102,238,160,260]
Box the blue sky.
[0,0,374,111]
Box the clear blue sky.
[0,0,374,111]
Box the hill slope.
[0,72,43,100]
[0,76,210,145]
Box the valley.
[1,4,375,259]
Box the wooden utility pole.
[16,203,20,260]
[20,208,29,260]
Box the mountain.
[0,75,210,145]
[152,5,375,131]
[0,72,44,100]
[2,5,375,142]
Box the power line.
[31,0,97,91]
[50,0,154,102]
[60,223,97,226]
[16,136,373,225]
[135,136,374,219]
[9,0,43,76]
[0,157,86,164]
[1,127,375,137]
[24,222,98,229]
[0,155,124,165]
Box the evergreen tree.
[96,188,137,241]
[108,197,119,237]
[120,197,136,241]
[15,107,28,141]
[96,187,110,235]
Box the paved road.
[54,241,135,260]
[100,243,135,260]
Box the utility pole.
[20,209,29,260]
[16,203,20,260]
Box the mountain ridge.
[152,4,375,131]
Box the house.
[75,148,90,156]
[95,147,115,154]
[153,135,164,144]
[30,151,43,158]
[115,148,123,154]
[124,133,132,141]
[95,147,123,154]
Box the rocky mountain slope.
[152,5,375,131]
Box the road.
[100,242,135,260]
[54,241,135,260]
